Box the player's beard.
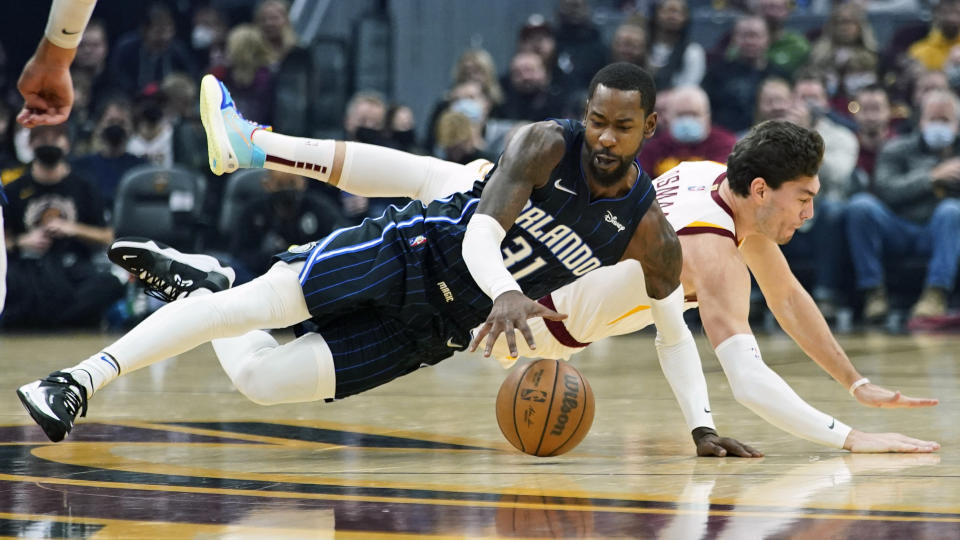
[587,150,634,187]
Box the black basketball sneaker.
[108,237,236,301]
[17,371,88,442]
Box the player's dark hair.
[726,120,824,196]
[587,62,656,115]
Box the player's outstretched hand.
[853,383,939,408]
[695,431,763,458]
[470,290,567,358]
[17,41,76,128]
[843,429,940,453]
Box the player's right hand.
[843,429,940,453]
[470,290,566,358]
[16,41,76,128]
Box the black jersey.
[276,119,654,397]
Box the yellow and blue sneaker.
[199,74,269,176]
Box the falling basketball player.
[110,80,933,455]
[18,65,715,450]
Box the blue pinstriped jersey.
[420,119,655,327]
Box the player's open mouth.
[594,154,617,168]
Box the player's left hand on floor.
[844,430,940,453]
[853,383,939,408]
[470,290,567,358]
[696,433,764,458]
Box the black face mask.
[33,145,64,167]
[102,124,128,147]
[142,105,164,124]
[270,189,303,211]
[391,129,416,148]
[354,126,386,145]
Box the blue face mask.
[922,121,956,150]
[450,98,484,124]
[669,116,706,143]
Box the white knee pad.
[230,332,336,405]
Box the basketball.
[496,359,595,457]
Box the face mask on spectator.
[844,72,877,94]
[391,129,416,147]
[192,25,216,49]
[102,124,128,147]
[922,121,956,150]
[355,126,387,145]
[33,145,64,167]
[451,98,484,124]
[669,116,706,143]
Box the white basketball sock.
[251,132,481,202]
[212,331,336,405]
[64,352,121,399]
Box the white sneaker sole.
[111,239,236,287]
[199,75,238,176]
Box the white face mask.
[669,115,707,143]
[192,25,216,49]
[14,127,33,163]
[922,120,957,150]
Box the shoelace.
[45,372,88,418]
[138,269,193,302]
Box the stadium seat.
[217,169,268,239]
[113,164,207,251]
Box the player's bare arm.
[619,200,682,300]
[741,234,939,409]
[468,121,568,357]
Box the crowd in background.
[1,0,959,333]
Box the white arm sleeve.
[651,286,714,431]
[44,0,97,49]
[715,334,851,449]
[462,213,521,300]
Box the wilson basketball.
[496,359,595,457]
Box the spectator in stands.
[162,74,207,173]
[898,69,950,132]
[230,170,344,277]
[753,77,798,125]
[646,0,705,89]
[189,5,228,73]
[808,3,879,112]
[110,3,196,94]
[793,70,860,199]
[340,91,389,222]
[210,25,274,126]
[552,0,609,91]
[516,14,572,97]
[0,103,17,173]
[386,105,421,155]
[435,110,490,165]
[756,0,810,75]
[847,89,960,323]
[638,86,736,177]
[255,0,319,138]
[127,89,174,167]
[493,51,565,122]
[451,49,504,109]
[2,124,121,328]
[703,15,787,132]
[908,0,960,71]
[610,16,649,70]
[71,97,147,214]
[72,20,112,118]
[851,84,894,189]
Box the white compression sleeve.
[651,286,714,431]
[715,334,851,448]
[212,331,336,405]
[462,213,521,300]
[250,131,482,202]
[44,0,97,49]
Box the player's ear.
[749,177,768,200]
[643,111,657,138]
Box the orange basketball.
[496,359,595,457]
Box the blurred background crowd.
[1,0,958,334]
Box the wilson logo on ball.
[550,374,580,435]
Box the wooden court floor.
[0,330,958,539]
